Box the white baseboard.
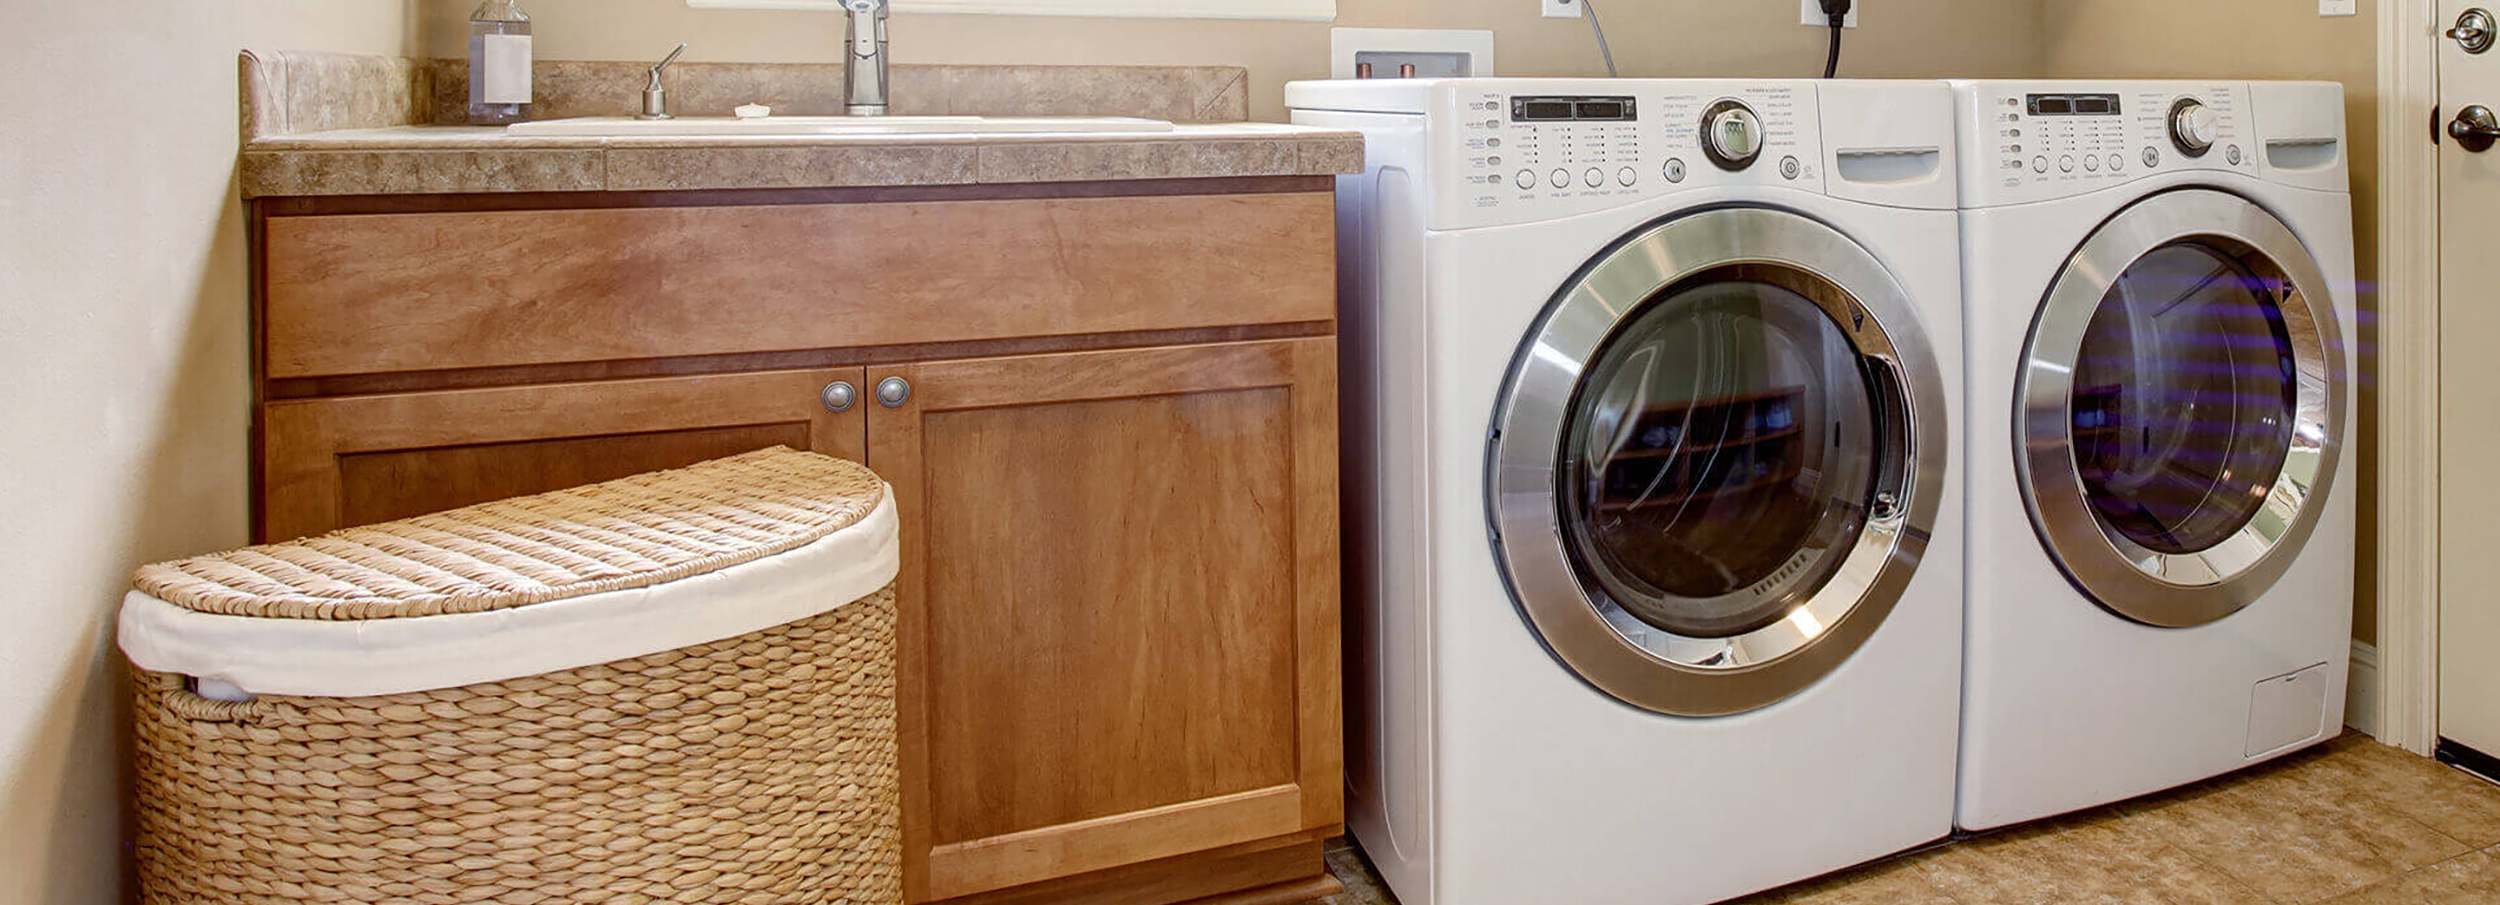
[2347,641,2381,737]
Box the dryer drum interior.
[2018,188,2348,629]
[1489,207,1950,718]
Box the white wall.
[0,3,413,902]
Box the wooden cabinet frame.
[249,180,1346,904]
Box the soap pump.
[467,0,533,125]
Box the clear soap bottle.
[467,0,533,125]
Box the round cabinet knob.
[2169,98,2217,157]
[820,379,858,414]
[1700,100,1765,171]
[875,376,912,409]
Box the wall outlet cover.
[1801,0,1861,27]
[1543,0,1581,19]
[2320,0,2357,15]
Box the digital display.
[2027,93,2121,116]
[1512,96,1638,123]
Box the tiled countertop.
[240,121,1367,197]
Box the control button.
[1551,168,1570,188]
[2143,147,2162,168]
[2083,154,2099,172]
[2058,155,2076,173]
[1664,158,1688,183]
[1617,166,1637,187]
[1779,155,1801,180]
[1487,155,1503,167]
[1585,167,1604,188]
[2033,156,2050,173]
[2108,153,2126,172]
[1486,138,1502,148]
[1515,169,1537,189]
[2226,144,2244,165]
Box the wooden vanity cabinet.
[250,180,1345,905]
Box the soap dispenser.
[467,0,533,125]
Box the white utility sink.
[506,115,1176,137]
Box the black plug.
[1820,0,1852,78]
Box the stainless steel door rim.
[2018,188,2346,628]
[1488,207,1950,717]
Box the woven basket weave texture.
[127,448,900,904]
[134,446,884,621]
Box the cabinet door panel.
[260,368,868,540]
[871,339,1340,902]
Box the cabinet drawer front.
[262,191,1337,379]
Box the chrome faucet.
[841,0,889,116]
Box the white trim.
[688,0,1337,21]
[2348,641,2382,736]
[2376,0,2443,755]
[117,491,900,699]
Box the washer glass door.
[2020,189,2346,627]
[1560,264,1884,641]
[1490,208,1948,717]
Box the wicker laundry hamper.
[117,447,903,905]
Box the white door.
[2437,0,2500,766]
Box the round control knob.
[1700,100,1765,171]
[2169,98,2217,157]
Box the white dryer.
[1289,79,1965,905]
[1949,80,2358,831]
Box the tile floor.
[1318,735,2500,905]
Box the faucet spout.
[842,0,889,116]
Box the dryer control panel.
[1953,80,2277,208]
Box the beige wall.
[0,3,414,903]
[420,0,2045,120]
[2038,0,2383,645]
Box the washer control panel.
[1437,80,1828,230]
[1957,81,2256,207]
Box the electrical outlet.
[1543,0,1582,19]
[1801,0,1861,27]
[2320,0,2356,15]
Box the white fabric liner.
[117,490,899,700]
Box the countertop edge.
[239,126,1365,198]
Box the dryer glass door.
[1490,208,1949,717]
[2020,189,2346,628]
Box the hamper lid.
[117,447,898,698]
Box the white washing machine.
[1949,80,2358,831]
[1288,78,1965,905]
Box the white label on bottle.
[481,33,533,105]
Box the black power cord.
[1821,0,1853,78]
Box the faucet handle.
[639,43,687,120]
